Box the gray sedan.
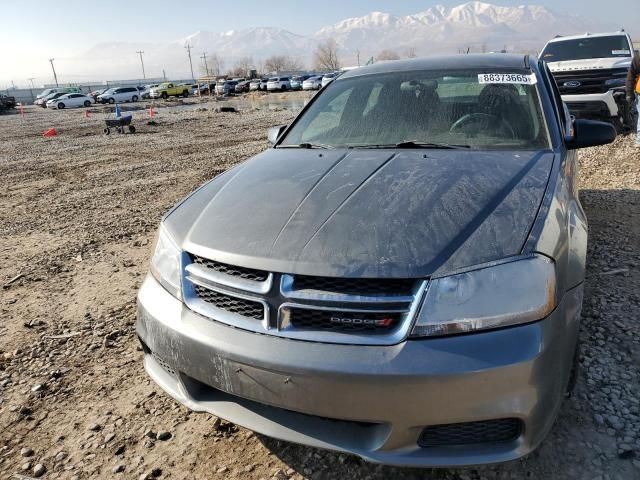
[136,54,615,466]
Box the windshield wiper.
[349,141,471,149]
[278,143,333,150]
[394,141,471,149]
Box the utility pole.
[49,58,58,86]
[356,50,361,67]
[200,52,210,77]
[27,78,36,102]
[185,44,195,81]
[136,50,146,79]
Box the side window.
[363,83,383,116]
[168,84,174,88]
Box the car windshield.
[269,78,278,81]
[279,69,550,150]
[541,35,632,61]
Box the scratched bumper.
[136,274,582,467]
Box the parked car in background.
[267,76,291,91]
[249,79,261,91]
[149,82,191,99]
[195,83,213,95]
[137,53,616,468]
[39,91,69,108]
[141,84,159,100]
[290,75,312,90]
[259,78,269,91]
[235,80,251,93]
[89,88,109,101]
[97,87,140,104]
[541,31,636,132]
[302,76,323,90]
[321,72,339,88]
[215,80,238,95]
[34,87,82,106]
[47,93,95,109]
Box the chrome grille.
[193,285,264,320]
[553,68,627,95]
[418,418,522,447]
[182,253,427,345]
[191,255,268,282]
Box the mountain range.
[57,2,619,82]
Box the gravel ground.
[0,100,639,480]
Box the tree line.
[199,40,420,77]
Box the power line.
[136,50,146,79]
[200,52,210,77]
[185,44,195,81]
[49,58,58,86]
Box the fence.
[5,77,196,104]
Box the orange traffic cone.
[43,128,57,137]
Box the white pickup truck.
[541,31,636,132]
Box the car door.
[67,94,83,107]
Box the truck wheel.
[161,92,168,99]
[104,128,111,135]
[128,125,136,133]
[84,100,91,107]
[182,90,189,98]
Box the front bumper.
[561,90,620,118]
[136,274,582,467]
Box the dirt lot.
[0,99,639,480]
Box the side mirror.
[267,125,287,145]
[566,119,616,150]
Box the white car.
[321,72,338,88]
[266,76,291,92]
[302,76,323,90]
[47,93,95,109]
[97,86,140,104]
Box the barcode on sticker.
[478,73,537,85]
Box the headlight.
[150,224,182,299]
[411,255,556,337]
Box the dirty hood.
[166,148,554,278]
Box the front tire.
[132,95,138,102]
[108,98,115,104]
[57,103,65,109]
[182,90,189,98]
[161,92,168,99]
[84,100,91,107]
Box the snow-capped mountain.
[48,2,618,82]
[316,2,616,56]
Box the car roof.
[340,54,533,80]
[546,31,630,43]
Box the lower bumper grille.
[418,418,523,447]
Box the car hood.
[166,148,554,278]
[547,57,632,72]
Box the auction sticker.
[612,50,630,55]
[478,73,537,85]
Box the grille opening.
[293,276,415,297]
[191,255,269,282]
[418,418,523,448]
[553,68,628,95]
[194,285,264,320]
[287,308,402,334]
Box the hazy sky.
[1,0,638,87]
